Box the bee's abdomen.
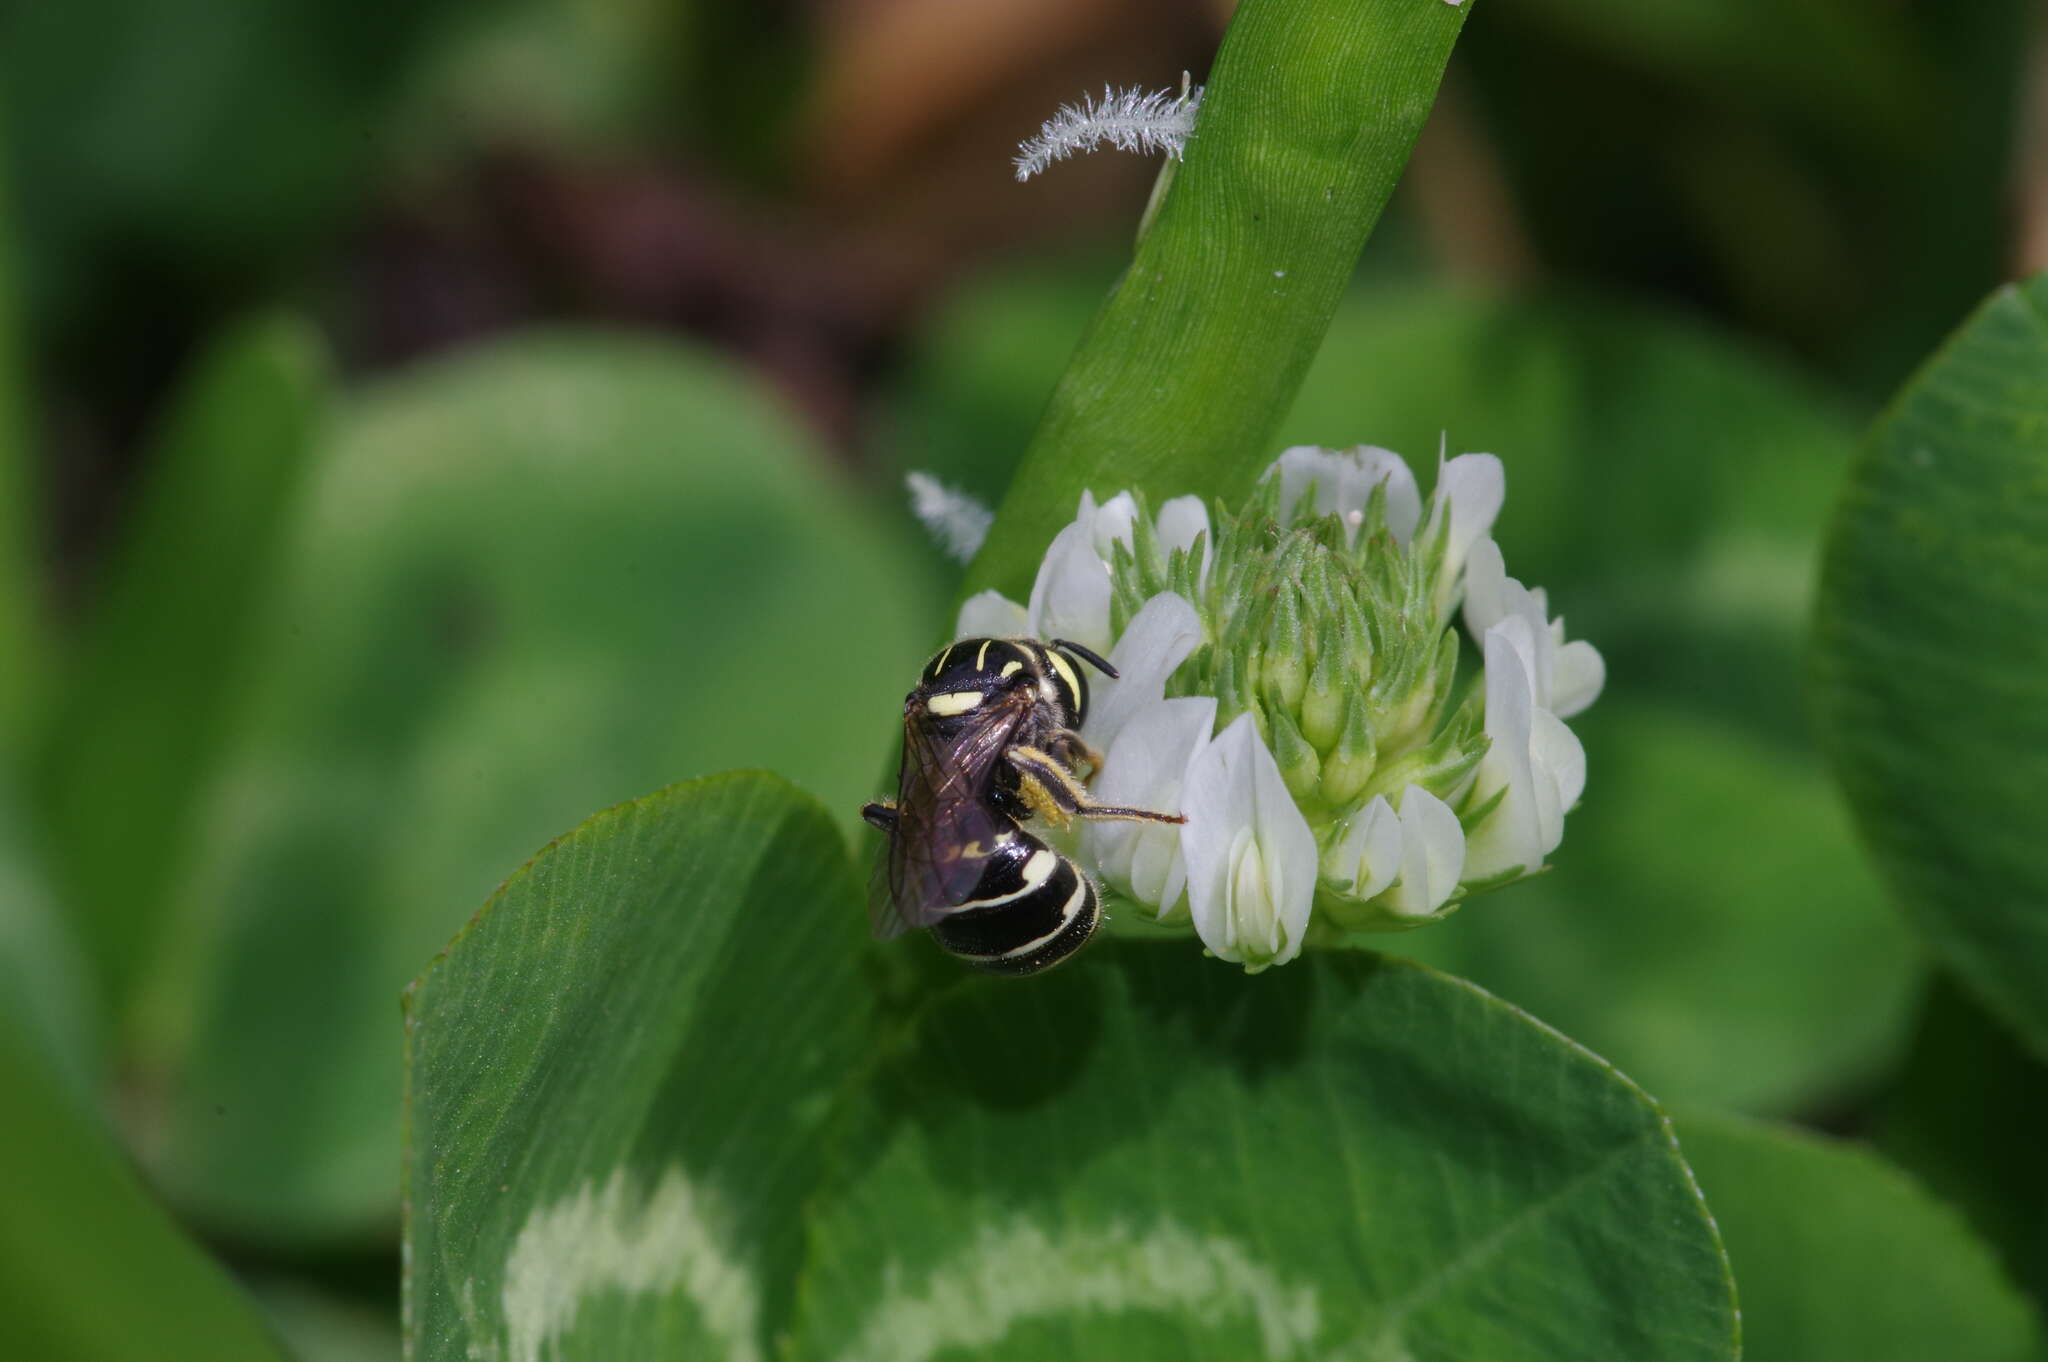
[931,835,1099,976]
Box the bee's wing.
[868,692,1031,940]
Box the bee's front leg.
[1006,746,1185,826]
[1045,728,1106,779]
[861,801,899,832]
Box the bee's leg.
[861,801,899,832]
[1045,728,1106,778]
[1006,746,1187,826]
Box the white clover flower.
[951,443,1602,968]
[1181,714,1319,970]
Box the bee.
[862,636,1185,975]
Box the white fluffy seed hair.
[1013,83,1205,183]
[905,471,995,563]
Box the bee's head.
[913,637,1096,727]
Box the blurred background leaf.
[1458,0,2032,398]
[1875,974,2048,1311]
[1677,1109,2045,1362]
[0,0,486,356]
[0,1023,285,1362]
[0,777,97,1102]
[128,333,934,1243]
[794,950,1735,1362]
[0,115,43,757]
[1812,272,2048,1061]
[406,772,872,1362]
[38,313,330,1009]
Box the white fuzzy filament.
[1014,83,1204,183]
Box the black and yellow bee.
[862,636,1184,975]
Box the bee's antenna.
[1051,638,1118,679]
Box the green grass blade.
[965,0,1474,598]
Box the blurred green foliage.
[0,1023,284,1362]
[41,315,330,1005]
[1813,273,2048,1062]
[1,0,2045,1355]
[1877,976,2048,1306]
[0,119,43,757]
[1678,1110,2044,1362]
[1,0,486,343]
[1460,0,2031,396]
[120,333,935,1241]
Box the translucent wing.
[867,690,1033,940]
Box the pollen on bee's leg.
[1016,772,1074,828]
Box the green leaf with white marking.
[1811,272,2048,1059]
[141,333,936,1241]
[408,772,1735,1360]
[1677,1111,2045,1362]
[405,772,872,1362]
[791,950,1736,1361]
[965,0,1473,599]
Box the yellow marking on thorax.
[926,691,985,716]
[999,660,1024,678]
[975,639,993,670]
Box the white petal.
[1328,794,1402,899]
[1088,491,1140,561]
[1268,446,1352,523]
[1460,537,1512,638]
[1551,639,1606,718]
[1181,718,1256,953]
[1426,453,1505,618]
[1247,735,1319,966]
[1489,612,1542,709]
[1084,592,1202,752]
[1341,445,1423,543]
[1433,452,1505,552]
[1181,714,1317,968]
[1461,623,1545,881]
[1529,707,1587,823]
[1026,521,1114,656]
[954,590,1028,641]
[1083,695,1216,916]
[1384,785,1465,917]
[1154,494,1213,589]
